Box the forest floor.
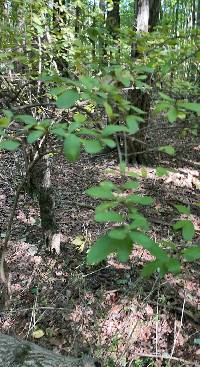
[0,117,200,367]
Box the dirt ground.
[0,119,200,367]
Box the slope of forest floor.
[0,117,200,367]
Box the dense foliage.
[0,0,200,280]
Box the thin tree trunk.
[29,153,60,254]
[192,0,196,27]
[99,0,106,66]
[127,0,160,164]
[106,0,120,62]
[75,5,81,37]
[175,0,179,36]
[127,0,150,164]
[197,0,200,26]
[91,0,96,61]
[52,0,69,76]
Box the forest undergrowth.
[0,112,200,367]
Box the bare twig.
[155,283,160,357]
[170,296,186,359]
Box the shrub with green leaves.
[0,71,200,278]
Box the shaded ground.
[0,120,200,367]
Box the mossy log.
[0,332,97,367]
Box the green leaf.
[3,109,13,121]
[126,115,139,134]
[173,220,195,241]
[68,121,80,133]
[156,166,169,177]
[141,258,180,278]
[50,86,67,96]
[56,89,79,109]
[130,231,168,261]
[158,92,173,102]
[178,102,200,113]
[194,339,200,346]
[80,76,99,89]
[103,102,113,119]
[95,202,118,213]
[27,130,44,144]
[102,138,116,148]
[64,134,80,162]
[182,245,200,261]
[174,204,190,215]
[130,106,146,114]
[73,113,86,123]
[129,214,149,230]
[87,234,133,264]
[126,194,154,206]
[177,111,186,120]
[16,115,37,124]
[167,107,178,123]
[79,128,99,136]
[108,227,127,240]
[122,181,139,190]
[140,260,159,277]
[159,145,175,156]
[155,101,170,113]
[0,140,20,151]
[102,125,128,136]
[51,127,67,138]
[0,117,9,127]
[115,70,131,87]
[95,211,124,223]
[82,139,103,154]
[86,186,114,200]
[100,181,117,190]
[166,258,181,274]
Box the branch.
[0,148,48,285]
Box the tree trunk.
[174,0,179,36]
[192,0,196,27]
[127,0,150,164]
[197,0,200,26]
[99,0,106,66]
[75,5,81,37]
[149,0,161,30]
[127,0,160,164]
[52,0,69,76]
[106,0,120,62]
[0,332,96,367]
[91,0,96,61]
[29,154,60,254]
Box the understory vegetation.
[0,0,200,366]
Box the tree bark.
[0,332,96,367]
[149,0,161,30]
[106,0,120,63]
[197,0,200,26]
[29,153,60,254]
[127,0,160,164]
[99,0,106,66]
[127,0,150,164]
[52,0,69,76]
[75,5,81,37]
